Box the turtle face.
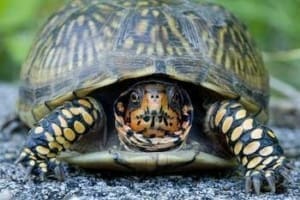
[114,81,193,152]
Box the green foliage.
[0,0,64,81]
[0,0,299,88]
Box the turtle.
[15,0,289,194]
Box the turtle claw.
[252,175,262,195]
[245,161,290,194]
[245,176,252,193]
[266,175,276,193]
[15,149,65,181]
[54,164,66,181]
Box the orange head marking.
[114,81,193,151]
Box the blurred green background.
[0,0,299,90]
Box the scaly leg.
[205,100,289,194]
[16,97,103,180]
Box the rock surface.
[0,83,299,200]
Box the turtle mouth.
[114,80,193,152]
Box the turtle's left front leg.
[205,100,290,194]
[16,97,104,180]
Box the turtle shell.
[18,0,269,128]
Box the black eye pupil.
[173,93,179,102]
[131,92,139,102]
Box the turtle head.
[114,81,193,151]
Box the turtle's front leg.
[205,100,289,194]
[16,97,103,180]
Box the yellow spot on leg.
[52,123,62,136]
[62,109,73,118]
[82,111,94,125]
[34,127,44,134]
[45,132,54,142]
[267,130,276,138]
[93,110,98,120]
[214,109,226,127]
[251,129,263,139]
[74,121,86,134]
[233,141,243,155]
[36,146,50,155]
[78,99,92,108]
[231,126,243,142]
[222,117,233,133]
[63,128,76,142]
[56,136,66,145]
[58,115,68,128]
[235,109,246,120]
[259,146,274,156]
[49,141,63,151]
[70,108,81,115]
[247,157,263,169]
[242,156,248,166]
[243,141,260,155]
[242,118,253,130]
[263,156,275,165]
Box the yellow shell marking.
[52,123,62,136]
[152,10,160,17]
[222,117,233,133]
[103,26,113,38]
[63,128,76,142]
[243,141,260,155]
[230,126,243,142]
[74,121,86,134]
[156,41,164,56]
[77,15,85,26]
[141,8,149,16]
[247,157,263,169]
[136,20,149,36]
[36,146,50,155]
[250,128,263,139]
[259,146,274,156]
[136,43,145,55]
[124,37,134,49]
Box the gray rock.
[0,83,299,200]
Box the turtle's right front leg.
[16,97,104,180]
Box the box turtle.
[16,0,289,194]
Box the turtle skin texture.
[15,0,289,195]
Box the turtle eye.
[172,91,180,105]
[130,91,140,104]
